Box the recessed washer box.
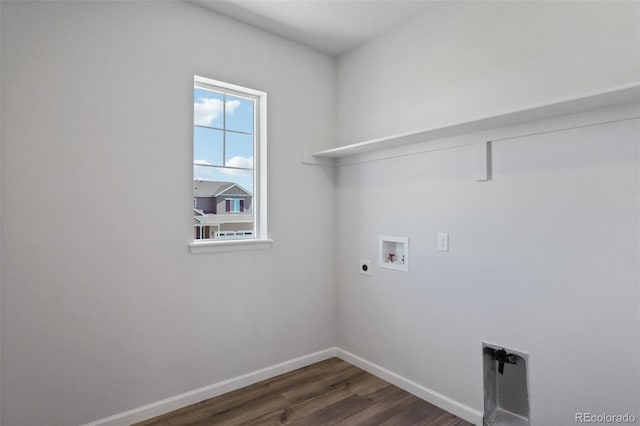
[379,236,408,272]
[482,342,530,426]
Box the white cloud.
[194,98,241,127]
[226,100,241,115]
[220,156,254,189]
[223,156,253,171]
[194,98,222,127]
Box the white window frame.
[190,75,271,254]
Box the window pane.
[194,165,217,182]
[194,88,224,128]
[225,132,254,168]
[193,77,262,243]
[194,127,223,166]
[225,95,254,134]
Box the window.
[226,199,243,213]
[191,76,268,252]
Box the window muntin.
[193,76,266,244]
[193,88,255,186]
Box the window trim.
[190,238,273,254]
[190,75,269,254]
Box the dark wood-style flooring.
[134,357,473,426]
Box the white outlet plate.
[437,233,449,252]
[360,259,371,275]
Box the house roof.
[193,180,252,197]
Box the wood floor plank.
[280,371,346,403]
[323,364,369,388]
[347,372,391,397]
[134,357,473,426]
[429,411,467,426]
[158,389,280,425]
[184,393,290,426]
[231,408,286,426]
[286,394,372,426]
[378,398,449,426]
[332,385,414,425]
[279,383,354,423]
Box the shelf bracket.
[301,153,336,166]
[475,141,491,181]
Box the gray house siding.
[195,195,252,214]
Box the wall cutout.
[483,342,530,426]
[379,236,409,272]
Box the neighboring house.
[193,180,254,240]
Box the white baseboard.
[84,346,483,426]
[83,348,337,426]
[335,348,484,426]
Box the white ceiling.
[191,0,432,56]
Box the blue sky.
[193,88,255,192]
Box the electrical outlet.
[437,233,449,252]
[360,259,371,275]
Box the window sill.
[189,239,274,254]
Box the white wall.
[0,1,3,422]
[335,2,640,425]
[0,2,336,425]
[337,1,640,145]
[335,115,640,425]
[2,1,639,425]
